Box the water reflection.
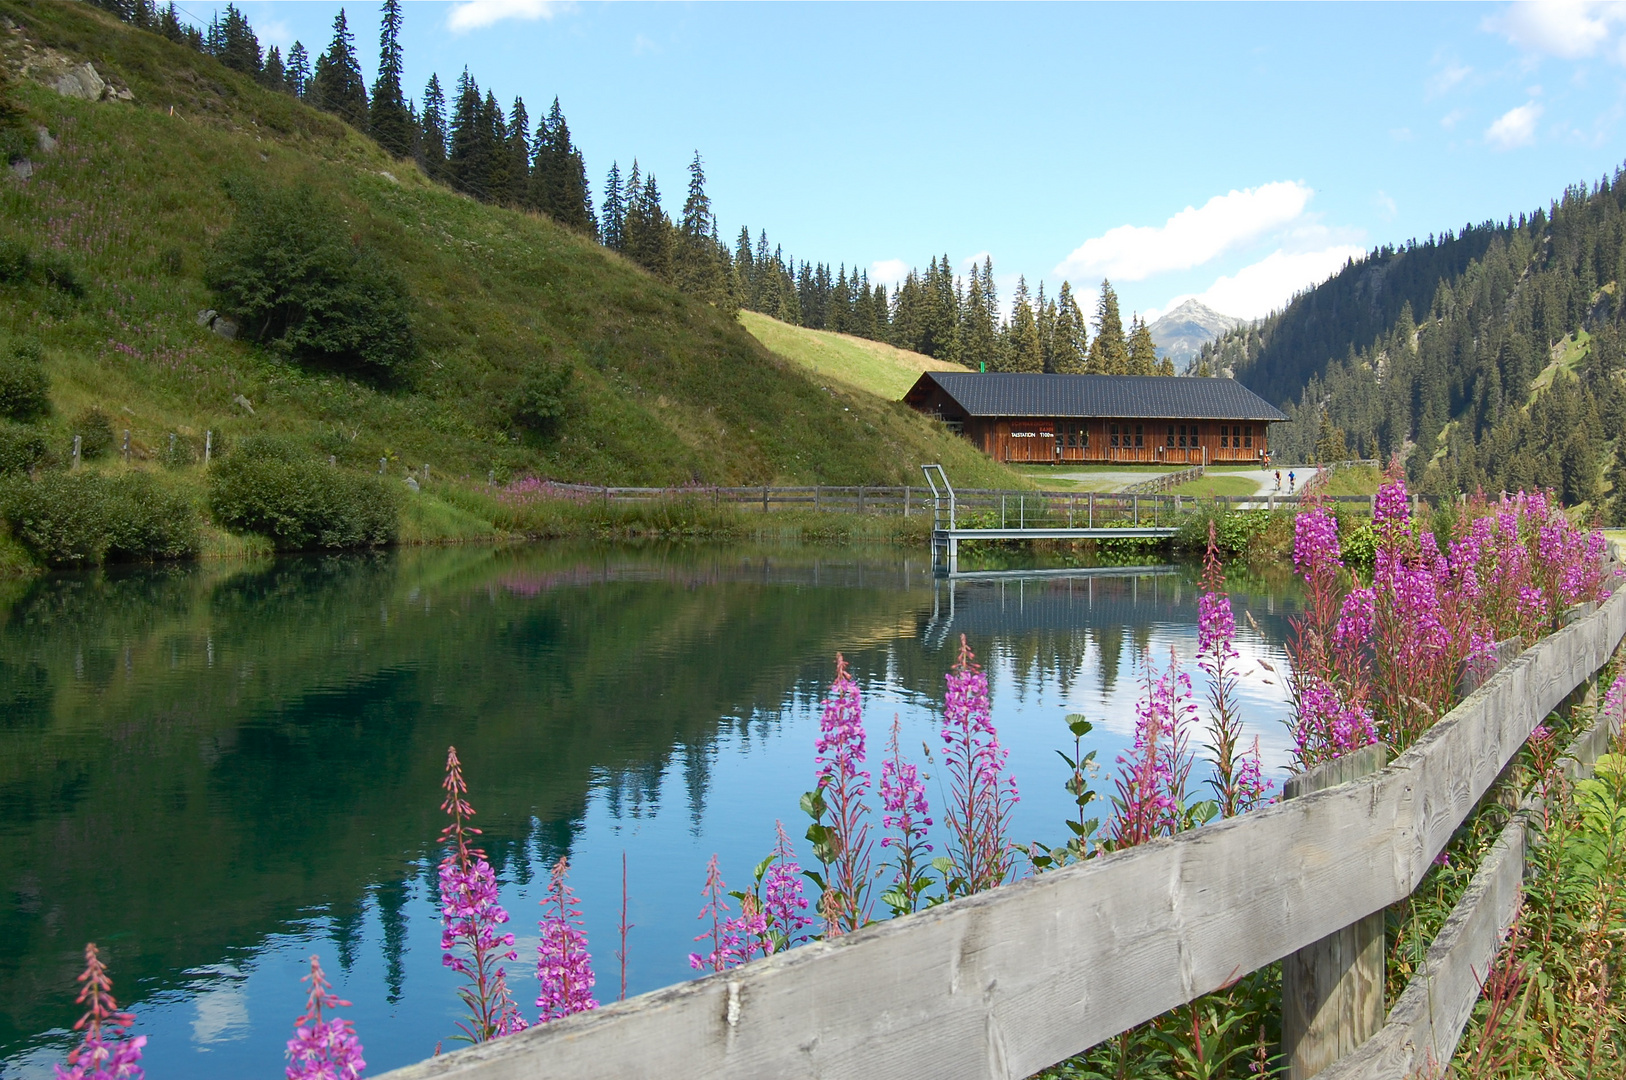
[0,544,1300,1078]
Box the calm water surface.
[0,543,1303,1077]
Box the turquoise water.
[0,544,1301,1078]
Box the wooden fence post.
[762,485,769,512]
[1282,743,1389,1080]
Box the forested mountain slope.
[1202,170,1626,519]
[0,1,1013,492]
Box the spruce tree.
[1087,280,1130,373]
[159,3,187,45]
[1007,277,1043,372]
[285,41,310,97]
[417,74,448,182]
[311,9,368,128]
[1052,281,1089,373]
[600,162,625,251]
[215,4,261,76]
[676,152,721,300]
[1127,315,1159,374]
[369,0,414,159]
[530,99,594,233]
[446,70,490,200]
[480,91,510,203]
[504,98,530,206]
[262,45,285,92]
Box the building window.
[1166,425,1175,447]
[1178,424,1187,448]
[1080,428,1089,447]
[1220,426,1229,448]
[1134,424,1144,448]
[1110,423,1119,448]
[1244,426,1253,448]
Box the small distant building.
[902,372,1288,465]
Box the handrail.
[374,586,1626,1080]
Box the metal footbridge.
[919,464,1178,576]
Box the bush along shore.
[42,470,1623,1078]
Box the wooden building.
[902,371,1289,465]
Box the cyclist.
[1273,470,1281,491]
[1288,470,1296,492]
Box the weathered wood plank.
[1318,673,1624,1080]
[1283,744,1389,1079]
[373,587,1626,1080]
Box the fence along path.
[377,586,1626,1080]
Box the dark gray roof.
[906,372,1288,421]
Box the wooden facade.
[904,371,1286,466]
[966,416,1267,464]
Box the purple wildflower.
[1198,527,1254,818]
[1111,650,1199,846]
[878,717,934,912]
[809,655,874,934]
[1374,473,1411,529]
[761,821,814,949]
[437,747,526,1042]
[941,637,1019,894]
[536,857,598,1023]
[55,944,145,1080]
[285,955,364,1080]
[689,855,769,971]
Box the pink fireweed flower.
[878,717,934,913]
[1111,650,1199,846]
[56,944,145,1080]
[941,637,1019,894]
[536,857,598,1023]
[285,955,365,1080]
[1198,527,1257,818]
[437,747,526,1043]
[1292,507,1343,581]
[689,855,770,971]
[1292,677,1377,768]
[1374,470,1411,530]
[761,821,814,949]
[809,655,875,934]
[1333,587,1375,654]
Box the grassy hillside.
[0,0,1015,524]
[738,310,969,400]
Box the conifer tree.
[1007,277,1043,372]
[676,152,722,300]
[262,45,286,92]
[311,8,368,128]
[1052,281,1089,373]
[417,74,448,181]
[159,3,188,45]
[481,90,510,203]
[530,99,595,233]
[623,170,671,280]
[214,4,261,76]
[1087,280,1130,373]
[285,41,310,97]
[504,98,530,205]
[447,70,491,200]
[600,162,625,251]
[369,0,414,159]
[1127,315,1159,374]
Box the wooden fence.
[540,481,1409,523]
[376,583,1626,1080]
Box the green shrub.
[0,236,30,283]
[0,342,50,421]
[0,471,199,567]
[208,437,398,549]
[205,179,415,382]
[0,235,85,297]
[510,362,575,434]
[0,421,47,474]
[74,407,115,460]
[159,432,198,469]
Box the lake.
[0,543,1303,1078]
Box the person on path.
[1288,470,1296,492]
[1274,470,1281,491]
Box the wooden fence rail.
[377,584,1626,1080]
[537,481,1406,521]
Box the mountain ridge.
[1147,299,1243,369]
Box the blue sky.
[223,1,1626,323]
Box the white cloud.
[1485,1,1624,60]
[960,251,992,273]
[870,259,909,288]
[447,0,570,33]
[1054,181,1313,282]
[1427,62,1474,96]
[1486,101,1543,147]
[1441,108,1468,129]
[1374,190,1398,220]
[1194,246,1364,321]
